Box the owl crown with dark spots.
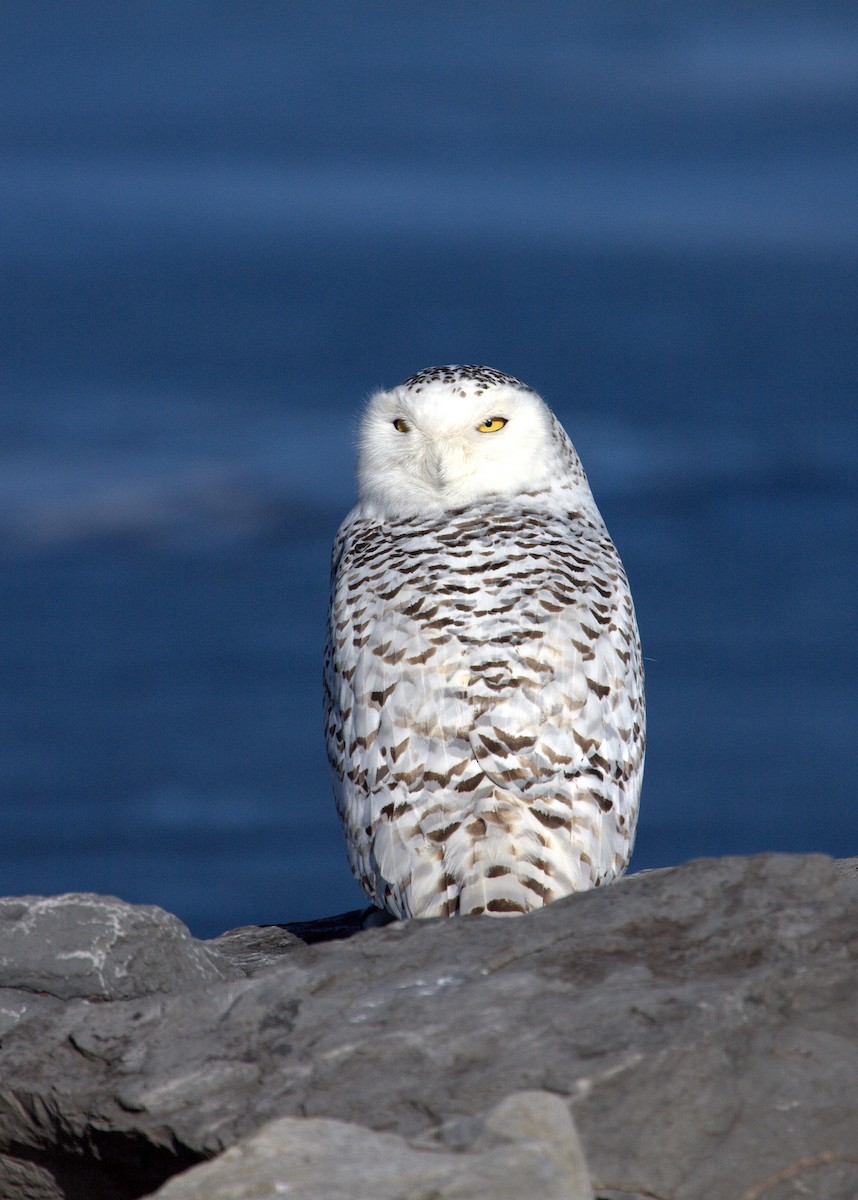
[400,365,532,393]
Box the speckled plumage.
[324,366,645,918]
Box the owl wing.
[324,512,441,910]
[462,523,645,882]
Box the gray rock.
[206,909,390,974]
[0,855,856,1200]
[0,893,240,1000]
[147,1090,592,1200]
[207,924,304,975]
[835,856,858,880]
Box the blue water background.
[2,3,857,936]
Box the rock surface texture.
[0,893,239,1002]
[148,1090,593,1200]
[0,855,855,1200]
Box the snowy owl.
[324,365,644,919]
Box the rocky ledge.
[0,854,856,1200]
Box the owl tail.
[458,870,537,916]
[454,813,594,916]
[455,826,549,917]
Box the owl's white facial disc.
[357,365,569,518]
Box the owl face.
[356,367,568,517]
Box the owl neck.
[355,474,602,524]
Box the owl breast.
[324,493,645,919]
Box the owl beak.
[430,451,448,488]
[420,436,469,495]
[420,446,448,491]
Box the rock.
[835,856,858,880]
[0,855,856,1200]
[147,1090,592,1200]
[207,924,304,975]
[206,906,390,975]
[0,894,241,1001]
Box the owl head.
[356,365,584,517]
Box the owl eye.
[477,417,508,433]
[393,418,410,432]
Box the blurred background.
[1,2,856,937]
